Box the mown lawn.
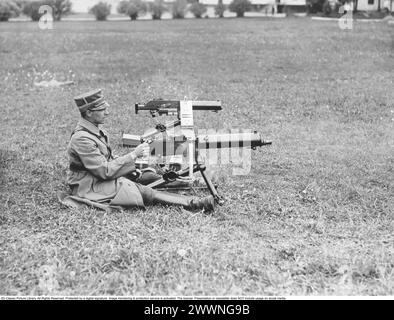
[0,18,393,296]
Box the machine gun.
[122,99,272,205]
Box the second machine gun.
[122,99,272,205]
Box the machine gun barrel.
[122,131,271,153]
[135,100,222,114]
[197,131,272,150]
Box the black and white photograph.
[0,0,393,303]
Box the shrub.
[322,0,331,15]
[322,0,341,17]
[214,1,226,18]
[117,0,147,20]
[228,0,251,17]
[306,0,325,13]
[51,0,72,21]
[89,1,111,21]
[22,1,46,21]
[149,0,167,20]
[172,0,187,19]
[189,2,206,18]
[21,0,71,21]
[0,0,21,21]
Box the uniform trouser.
[134,179,215,212]
[135,183,190,207]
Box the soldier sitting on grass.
[61,89,214,212]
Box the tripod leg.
[198,166,225,205]
[147,164,224,205]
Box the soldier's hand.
[131,142,150,159]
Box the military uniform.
[67,117,145,208]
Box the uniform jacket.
[67,118,144,208]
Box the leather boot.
[187,195,216,212]
[151,191,215,212]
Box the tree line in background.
[0,0,254,21]
[0,0,392,22]
[0,0,72,21]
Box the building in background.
[357,0,392,11]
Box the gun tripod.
[123,99,272,206]
[146,163,225,206]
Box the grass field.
[0,18,393,296]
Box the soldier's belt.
[69,163,86,172]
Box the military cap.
[74,89,109,113]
